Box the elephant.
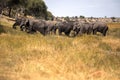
[12,17,26,31]
[20,18,58,35]
[13,17,41,33]
[56,21,74,36]
[81,23,93,34]
[73,22,93,36]
[22,18,36,33]
[44,21,57,34]
[73,22,82,35]
[25,19,58,35]
[24,20,48,35]
[92,22,108,36]
[52,21,62,34]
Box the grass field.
[0,16,120,80]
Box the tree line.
[0,0,53,20]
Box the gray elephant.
[25,20,48,35]
[73,22,82,35]
[12,17,26,31]
[92,22,108,36]
[56,21,74,36]
[44,21,57,34]
[25,20,57,35]
[73,22,93,36]
[82,23,93,34]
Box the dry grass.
[0,16,120,80]
[107,23,120,28]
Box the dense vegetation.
[0,16,120,80]
[0,0,53,19]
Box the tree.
[6,0,22,17]
[25,0,48,19]
[0,0,24,17]
[111,17,116,20]
[47,11,54,20]
[104,16,107,18]
[111,17,116,22]
[75,16,78,19]
[79,15,85,19]
[0,0,51,20]
[0,0,8,7]
[0,0,8,14]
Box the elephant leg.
[53,27,57,34]
[93,29,97,35]
[38,30,43,35]
[42,32,46,36]
[58,29,62,35]
[12,23,17,29]
[87,30,90,35]
[39,28,48,36]
[75,31,79,36]
[52,27,56,35]
[87,28,91,35]
[25,27,29,32]
[89,28,93,35]
[65,32,70,36]
[78,30,83,36]
[88,30,92,34]
[27,26,34,33]
[49,30,53,35]
[102,27,108,36]
[46,30,50,35]
[103,32,106,36]
[75,28,80,36]
[45,30,49,35]
[53,29,56,34]
[44,29,48,36]
[20,25,24,31]
[39,29,45,36]
[65,29,71,36]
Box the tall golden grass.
[0,16,120,80]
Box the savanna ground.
[0,16,120,80]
